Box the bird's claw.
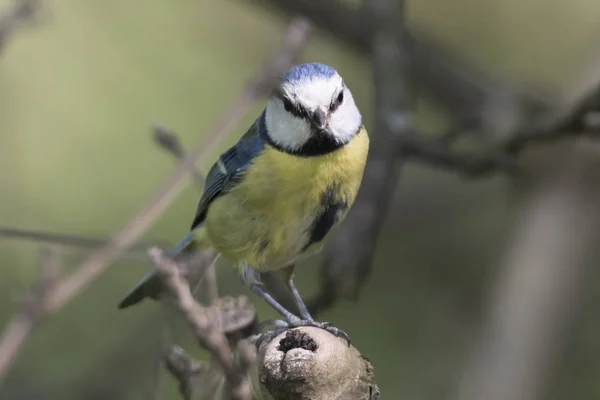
[250,319,351,348]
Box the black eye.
[282,97,294,112]
[331,90,344,111]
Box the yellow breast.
[204,127,369,271]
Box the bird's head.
[264,63,362,156]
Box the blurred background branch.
[458,45,600,400]
[0,227,164,259]
[308,0,411,315]
[458,143,600,400]
[0,0,43,53]
[254,0,553,127]
[0,247,60,388]
[151,248,255,400]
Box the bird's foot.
[250,318,351,349]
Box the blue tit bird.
[118,62,369,339]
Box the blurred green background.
[2,0,600,398]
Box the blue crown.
[282,63,337,84]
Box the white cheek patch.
[328,89,362,143]
[265,98,312,151]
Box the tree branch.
[152,125,221,304]
[151,248,256,400]
[252,0,551,126]
[153,125,206,187]
[0,0,43,54]
[0,226,163,258]
[0,248,61,387]
[309,0,411,315]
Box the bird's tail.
[117,230,205,309]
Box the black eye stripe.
[281,96,310,119]
[330,89,344,112]
[282,96,294,112]
[275,87,346,119]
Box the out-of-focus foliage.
[1,0,600,398]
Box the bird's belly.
[204,196,323,271]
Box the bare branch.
[152,125,205,187]
[152,123,225,307]
[151,248,255,400]
[310,0,410,315]
[164,346,219,400]
[0,248,62,386]
[0,0,43,53]
[252,0,551,125]
[0,315,35,388]
[151,248,241,393]
[0,226,163,257]
[151,125,223,305]
[162,295,258,400]
[203,260,219,305]
[411,34,600,177]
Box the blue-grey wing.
[190,118,265,230]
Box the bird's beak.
[311,107,328,130]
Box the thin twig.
[152,124,226,306]
[0,18,311,387]
[0,315,34,388]
[151,125,221,304]
[204,256,219,305]
[0,226,163,255]
[0,248,61,386]
[152,125,205,187]
[164,346,212,400]
[401,37,600,177]
[151,248,255,400]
